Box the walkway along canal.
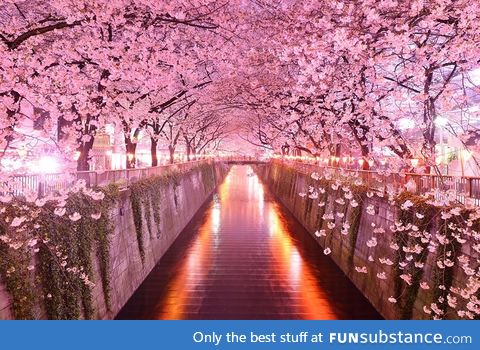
[117,165,381,319]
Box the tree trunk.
[125,140,137,169]
[360,157,370,170]
[423,97,436,174]
[169,145,175,164]
[76,138,95,171]
[186,144,191,161]
[328,144,341,167]
[76,148,89,171]
[150,137,158,167]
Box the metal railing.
[10,155,478,204]
[5,160,210,197]
[276,159,480,205]
[222,156,267,163]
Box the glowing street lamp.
[38,156,60,173]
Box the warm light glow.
[17,148,27,158]
[398,118,415,130]
[461,149,473,161]
[111,153,122,169]
[0,157,22,171]
[268,202,337,319]
[127,153,134,161]
[38,156,60,173]
[368,159,374,167]
[434,116,448,127]
[410,158,419,167]
[358,159,365,166]
[73,151,81,161]
[211,203,221,235]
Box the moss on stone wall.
[1,162,222,320]
[347,198,363,268]
[0,229,35,319]
[393,192,436,319]
[262,161,480,320]
[129,163,218,264]
[0,184,118,320]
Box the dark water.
[117,165,381,319]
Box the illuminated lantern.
[368,159,374,167]
[410,159,419,168]
[358,159,365,167]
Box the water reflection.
[117,165,381,320]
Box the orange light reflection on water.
[157,166,337,319]
[267,202,338,319]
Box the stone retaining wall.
[257,161,477,320]
[0,162,229,320]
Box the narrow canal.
[117,165,381,319]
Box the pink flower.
[69,212,82,222]
[355,266,368,273]
[377,272,387,280]
[11,216,26,227]
[54,207,66,217]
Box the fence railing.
[222,156,267,163]
[10,156,479,204]
[276,159,480,205]
[5,160,210,198]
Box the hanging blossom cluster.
[300,167,480,320]
[0,179,107,288]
